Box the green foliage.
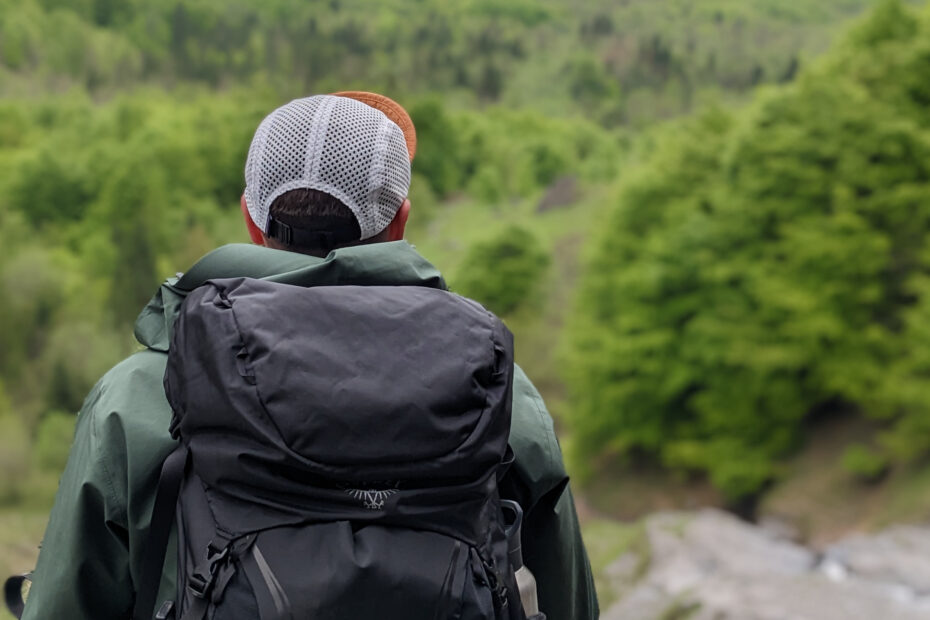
[100,151,167,324]
[0,385,29,504]
[406,103,622,203]
[569,0,930,500]
[0,91,269,449]
[33,412,77,473]
[465,0,552,26]
[409,99,462,197]
[848,0,920,44]
[454,225,550,317]
[880,274,930,461]
[0,0,895,125]
[9,146,95,225]
[841,444,889,481]
[40,322,123,413]
[0,247,70,381]
[406,173,440,230]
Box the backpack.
[133,277,537,620]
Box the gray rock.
[826,525,930,593]
[758,514,804,543]
[605,552,641,586]
[600,509,930,620]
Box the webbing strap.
[177,594,209,620]
[3,574,28,619]
[133,445,189,620]
[240,543,293,620]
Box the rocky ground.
[599,509,930,620]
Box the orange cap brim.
[332,91,417,162]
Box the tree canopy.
[569,0,930,499]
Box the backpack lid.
[164,278,514,538]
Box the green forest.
[1,0,930,587]
[571,0,930,500]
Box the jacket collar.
[134,241,446,352]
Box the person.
[19,92,599,620]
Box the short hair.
[267,188,364,257]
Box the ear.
[385,198,411,242]
[241,194,266,245]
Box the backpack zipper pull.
[481,556,510,611]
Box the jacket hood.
[134,241,446,352]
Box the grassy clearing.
[581,518,649,609]
[581,457,726,520]
[759,413,930,545]
[0,510,45,576]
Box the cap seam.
[304,96,337,188]
[364,116,393,239]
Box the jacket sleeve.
[21,380,135,620]
[22,350,176,620]
[505,366,599,620]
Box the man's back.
[21,242,598,619]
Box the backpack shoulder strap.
[133,445,189,620]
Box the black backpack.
[133,278,532,620]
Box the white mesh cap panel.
[244,95,411,240]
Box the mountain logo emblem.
[344,486,399,510]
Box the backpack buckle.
[188,543,230,599]
[267,217,293,245]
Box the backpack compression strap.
[133,445,190,620]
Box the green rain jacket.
[22,241,598,620]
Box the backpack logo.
[344,485,399,510]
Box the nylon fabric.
[165,279,513,543]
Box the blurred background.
[1,0,930,617]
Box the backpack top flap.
[164,277,514,541]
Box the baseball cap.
[244,92,417,243]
